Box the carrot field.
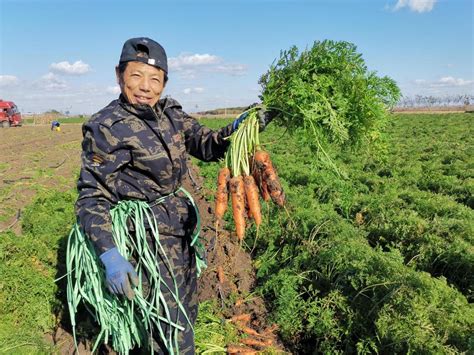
[196,112,474,353]
[0,112,472,353]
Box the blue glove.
[232,103,278,132]
[100,247,139,300]
[232,111,250,131]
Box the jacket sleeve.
[180,110,234,162]
[75,121,131,255]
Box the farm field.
[0,125,83,234]
[196,113,474,353]
[0,113,472,353]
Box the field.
[0,113,472,353]
[0,124,83,233]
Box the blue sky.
[0,0,472,114]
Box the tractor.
[0,100,22,127]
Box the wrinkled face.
[116,61,166,107]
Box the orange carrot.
[260,178,271,202]
[240,338,273,348]
[230,176,246,240]
[244,175,262,227]
[228,313,251,324]
[238,325,264,338]
[227,345,257,354]
[254,150,285,207]
[244,191,251,219]
[235,298,245,307]
[262,323,279,335]
[217,266,226,284]
[215,167,231,220]
[252,164,270,202]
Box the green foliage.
[21,190,77,238]
[194,300,239,354]
[241,114,474,353]
[0,190,77,353]
[260,40,401,151]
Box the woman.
[75,37,273,353]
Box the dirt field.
[0,124,83,234]
[0,123,282,353]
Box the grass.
[0,189,77,353]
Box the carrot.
[244,175,262,226]
[262,323,279,335]
[228,313,251,324]
[252,164,270,202]
[235,298,245,307]
[238,325,265,338]
[230,176,246,240]
[226,345,257,354]
[244,191,251,219]
[240,338,272,348]
[217,266,226,284]
[215,167,231,220]
[260,178,271,202]
[254,150,285,207]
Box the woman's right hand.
[100,247,139,300]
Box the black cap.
[119,37,168,73]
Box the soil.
[0,124,82,234]
[0,124,285,354]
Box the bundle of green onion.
[67,199,196,354]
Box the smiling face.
[116,61,166,107]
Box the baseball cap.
[119,37,168,73]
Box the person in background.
[75,37,276,353]
[51,120,61,131]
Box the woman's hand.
[232,103,278,132]
[100,247,139,300]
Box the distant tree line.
[396,94,473,108]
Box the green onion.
[67,188,205,354]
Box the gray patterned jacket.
[76,95,233,254]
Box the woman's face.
[117,61,166,107]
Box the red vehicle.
[0,100,22,127]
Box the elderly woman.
[75,37,274,353]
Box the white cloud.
[413,76,474,88]
[106,85,121,95]
[414,79,427,84]
[168,53,247,78]
[183,87,204,94]
[174,69,197,80]
[394,0,436,13]
[411,76,474,95]
[36,72,68,90]
[0,75,19,87]
[50,60,91,75]
[169,53,221,70]
[433,76,474,87]
[214,64,247,76]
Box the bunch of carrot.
[226,313,276,354]
[215,108,285,240]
